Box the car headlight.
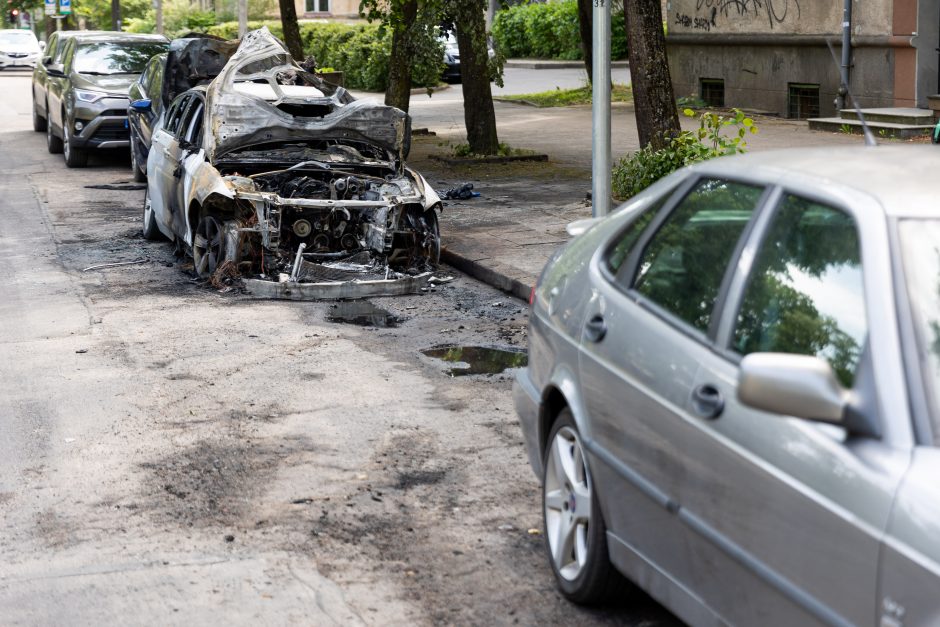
[74,89,108,103]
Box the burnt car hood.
[204,28,410,164]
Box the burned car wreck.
[143,28,442,299]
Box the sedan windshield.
[899,219,940,429]
[74,42,167,75]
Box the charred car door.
[147,93,189,240]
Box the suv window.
[45,34,58,61]
[164,94,189,136]
[732,194,865,387]
[53,37,69,64]
[632,179,763,332]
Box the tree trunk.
[454,1,499,155]
[384,0,417,112]
[577,0,592,84]
[623,0,679,150]
[278,0,304,61]
[110,0,121,31]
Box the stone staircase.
[808,108,936,139]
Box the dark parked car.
[41,32,167,167]
[127,35,236,182]
[514,145,940,626]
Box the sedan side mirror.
[46,64,65,77]
[130,99,152,112]
[738,353,848,424]
[42,56,51,66]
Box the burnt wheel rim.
[193,216,223,278]
[544,426,592,581]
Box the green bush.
[612,109,759,199]
[201,21,442,92]
[492,0,628,61]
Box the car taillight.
[529,285,536,306]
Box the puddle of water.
[327,301,400,328]
[421,345,528,376]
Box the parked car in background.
[0,29,42,70]
[514,145,940,626]
[41,32,168,167]
[31,30,107,133]
[144,28,441,300]
[440,32,495,83]
[128,35,236,182]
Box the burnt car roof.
[162,34,238,111]
[204,28,411,163]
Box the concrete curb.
[441,248,532,303]
[505,59,629,70]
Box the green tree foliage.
[199,21,442,93]
[492,0,627,61]
[612,109,758,200]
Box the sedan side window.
[163,96,188,137]
[632,179,763,333]
[732,195,866,387]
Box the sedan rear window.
[74,42,167,75]
[899,220,940,424]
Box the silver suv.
[514,145,940,626]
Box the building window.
[700,78,725,107]
[788,83,820,119]
[305,0,329,12]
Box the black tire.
[130,135,147,182]
[142,187,162,241]
[63,121,88,168]
[46,110,63,154]
[542,408,624,605]
[32,100,47,132]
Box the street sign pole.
[591,0,612,218]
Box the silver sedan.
[514,145,940,626]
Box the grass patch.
[499,83,632,107]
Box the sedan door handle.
[691,384,724,420]
[584,315,607,343]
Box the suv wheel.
[542,409,625,604]
[46,110,63,154]
[63,119,88,168]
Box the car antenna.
[827,39,877,147]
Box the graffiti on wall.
[676,0,802,31]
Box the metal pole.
[154,0,163,35]
[837,0,852,110]
[591,0,611,218]
[238,0,247,38]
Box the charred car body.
[144,28,442,299]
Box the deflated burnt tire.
[543,409,625,605]
[142,188,162,241]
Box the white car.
[0,29,42,69]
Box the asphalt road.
[0,71,678,626]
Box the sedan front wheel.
[543,408,624,604]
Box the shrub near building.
[492,0,628,60]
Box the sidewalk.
[504,59,629,70]
[407,99,864,303]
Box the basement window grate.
[788,83,820,119]
[700,78,725,107]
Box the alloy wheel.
[193,215,223,278]
[544,425,593,581]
